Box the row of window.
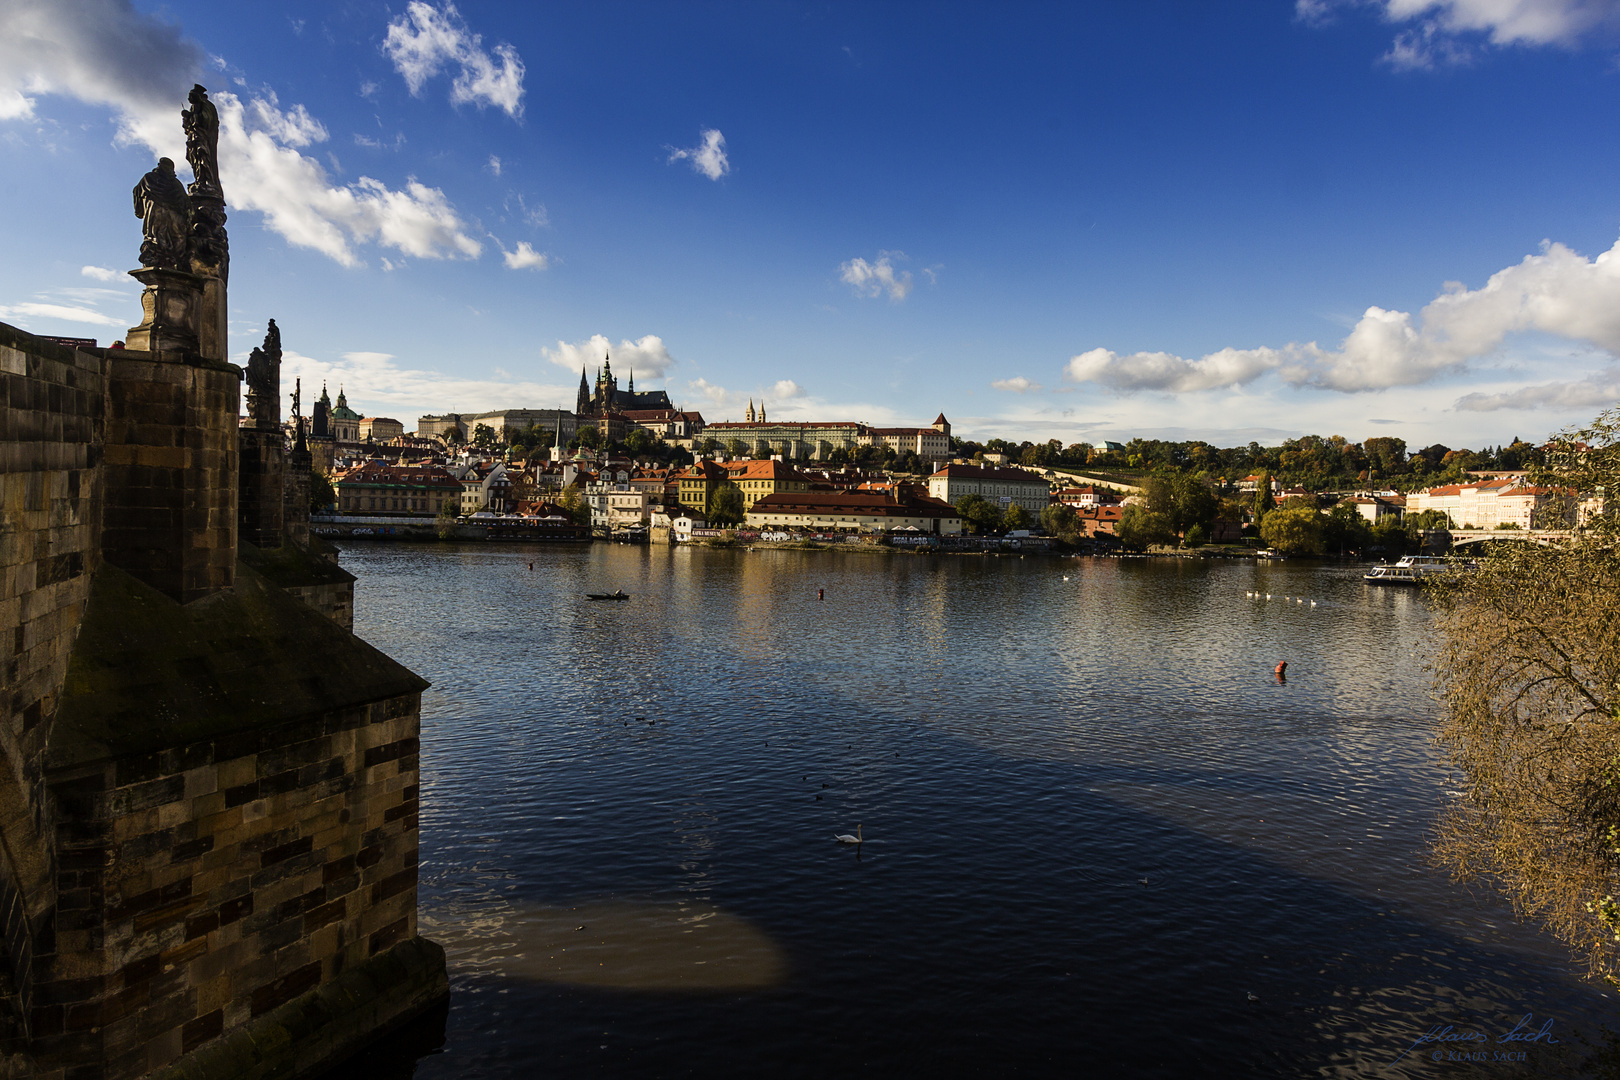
[340,495,449,512]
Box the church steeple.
[746,399,755,423]
[577,367,591,415]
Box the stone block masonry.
[0,320,444,1078]
[100,350,237,606]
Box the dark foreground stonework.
[0,321,445,1079]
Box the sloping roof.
[750,491,959,518]
[930,463,1047,483]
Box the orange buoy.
[1274,660,1288,676]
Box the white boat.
[1363,554,1453,585]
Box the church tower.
[576,367,591,415]
[746,399,755,423]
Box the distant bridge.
[1444,528,1572,548]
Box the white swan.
[834,825,863,845]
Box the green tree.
[725,438,749,459]
[625,428,654,455]
[471,423,498,450]
[1115,504,1173,550]
[309,468,335,513]
[1004,503,1032,531]
[709,482,745,525]
[575,425,603,450]
[1259,504,1324,555]
[558,484,592,528]
[1253,473,1276,526]
[435,496,459,540]
[1041,502,1078,542]
[954,493,1004,535]
[1431,407,1620,982]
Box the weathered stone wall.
[0,321,440,1079]
[100,352,238,606]
[0,324,104,1045]
[42,692,422,1078]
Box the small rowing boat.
[585,590,630,601]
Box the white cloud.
[687,378,730,407]
[667,128,730,181]
[218,90,483,265]
[487,154,500,175]
[1454,370,1620,411]
[0,301,127,328]
[275,348,576,420]
[502,241,548,271]
[541,334,675,379]
[80,265,121,282]
[840,252,913,302]
[0,0,484,268]
[991,376,1043,393]
[770,379,805,400]
[1300,0,1620,68]
[1068,232,1620,395]
[383,1,525,118]
[0,0,204,155]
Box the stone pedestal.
[124,266,203,355]
[240,425,285,549]
[100,350,239,604]
[284,446,312,548]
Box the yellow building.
[721,459,810,510]
[674,459,729,512]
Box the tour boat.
[1363,554,1453,585]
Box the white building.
[927,463,1049,515]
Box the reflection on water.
[342,544,1615,1079]
[423,900,787,991]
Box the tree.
[1004,503,1032,531]
[1252,473,1276,531]
[309,468,335,513]
[709,482,745,525]
[576,426,603,450]
[471,423,498,450]
[558,484,592,527]
[1114,504,1173,550]
[626,428,654,455]
[954,493,1003,535]
[435,496,459,540]
[1427,409,1620,982]
[1258,504,1323,555]
[725,438,749,459]
[1041,503,1078,543]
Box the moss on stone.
[49,559,427,770]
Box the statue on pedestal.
[182,84,221,198]
[183,84,229,283]
[244,320,281,428]
[132,158,190,271]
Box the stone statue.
[182,85,229,282]
[132,158,191,271]
[244,320,281,427]
[182,84,221,199]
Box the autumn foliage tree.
[1431,408,1620,982]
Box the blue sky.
[3,0,1620,448]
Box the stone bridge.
[0,87,444,1080]
[1445,528,1572,547]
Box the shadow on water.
[330,543,1617,1078]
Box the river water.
[338,543,1614,1078]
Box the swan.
[834,825,863,845]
